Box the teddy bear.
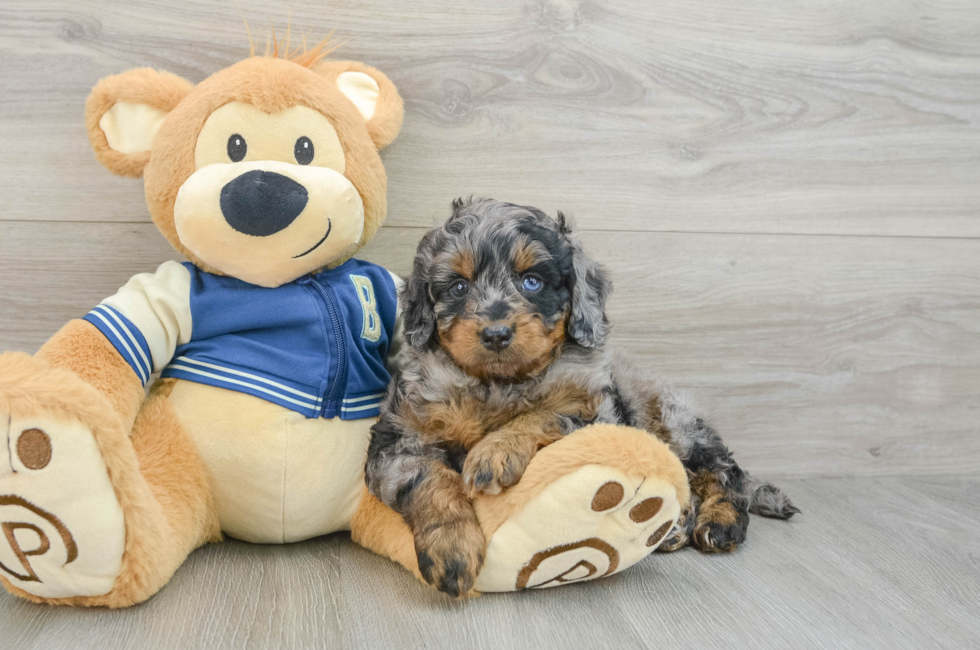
[0,41,689,607]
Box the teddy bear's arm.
[34,261,194,428]
[34,319,148,427]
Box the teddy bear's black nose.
[220,170,309,236]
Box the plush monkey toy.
[0,44,689,607]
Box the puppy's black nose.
[220,170,309,236]
[480,324,513,352]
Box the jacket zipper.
[310,277,348,417]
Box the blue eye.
[522,275,542,292]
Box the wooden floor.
[1,478,979,650]
[1,0,978,648]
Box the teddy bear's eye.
[294,136,314,165]
[227,134,247,162]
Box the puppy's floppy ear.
[314,60,405,150]
[561,212,612,348]
[402,229,443,350]
[86,68,194,178]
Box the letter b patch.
[350,275,381,342]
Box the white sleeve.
[385,271,410,374]
[82,261,193,384]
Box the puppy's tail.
[742,472,801,519]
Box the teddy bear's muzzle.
[173,160,365,288]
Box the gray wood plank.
[1,477,977,650]
[0,222,980,476]
[3,223,978,479]
[0,0,976,647]
[1,0,979,236]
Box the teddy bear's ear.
[314,60,405,150]
[86,68,194,178]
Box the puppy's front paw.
[692,499,749,553]
[415,518,486,598]
[462,438,533,496]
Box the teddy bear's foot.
[0,353,127,600]
[0,410,126,600]
[472,424,689,592]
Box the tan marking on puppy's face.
[441,313,566,381]
[512,236,540,273]
[426,215,572,380]
[451,250,475,280]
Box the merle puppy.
[366,198,798,597]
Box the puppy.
[366,198,798,597]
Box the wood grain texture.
[0,0,979,235]
[1,477,978,650]
[1,0,978,645]
[2,223,977,479]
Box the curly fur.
[366,198,798,596]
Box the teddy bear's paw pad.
[475,464,680,592]
[0,412,125,599]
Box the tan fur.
[644,397,673,444]
[458,383,601,494]
[3,48,404,607]
[0,355,216,607]
[130,379,222,550]
[408,393,499,449]
[86,57,403,275]
[254,32,340,69]
[473,423,690,541]
[358,423,688,594]
[86,68,195,178]
[409,463,485,596]
[408,378,594,451]
[313,60,404,151]
[451,250,475,279]
[441,318,486,378]
[512,236,540,273]
[506,312,566,378]
[538,381,598,418]
[35,320,145,431]
[350,488,422,581]
[442,313,566,382]
[461,412,565,496]
[690,470,738,527]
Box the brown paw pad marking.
[629,497,663,523]
[16,429,52,470]
[0,496,77,583]
[646,520,674,547]
[591,481,624,512]
[516,538,620,589]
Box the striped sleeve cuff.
[83,304,153,385]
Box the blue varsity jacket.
[83,259,401,420]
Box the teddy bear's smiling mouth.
[292,219,332,258]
